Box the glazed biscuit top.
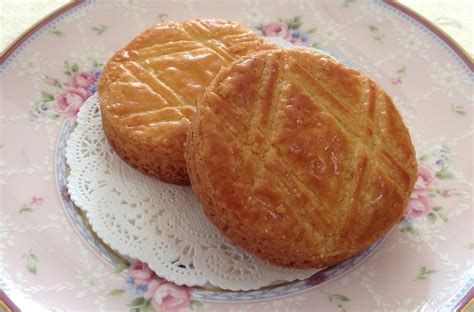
[191,49,417,255]
[98,19,276,143]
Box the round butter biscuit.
[98,19,276,184]
[186,49,417,268]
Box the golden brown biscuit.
[98,19,276,184]
[186,49,417,268]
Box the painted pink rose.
[69,71,96,89]
[144,278,164,300]
[290,37,305,45]
[55,87,91,118]
[415,163,435,191]
[391,77,402,85]
[31,196,44,206]
[406,192,432,217]
[149,282,191,312]
[405,164,434,217]
[441,189,453,197]
[261,22,290,39]
[129,262,155,285]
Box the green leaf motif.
[140,300,154,312]
[332,294,350,302]
[342,0,355,7]
[368,25,384,41]
[285,16,303,30]
[427,212,437,224]
[142,305,155,312]
[401,226,417,235]
[19,207,33,214]
[451,105,467,116]
[369,25,378,32]
[41,91,54,102]
[49,28,63,36]
[24,249,39,275]
[323,291,350,308]
[129,297,145,307]
[113,258,130,273]
[464,243,474,249]
[108,289,125,296]
[71,63,79,72]
[293,22,303,30]
[416,266,437,280]
[27,262,37,275]
[439,213,448,222]
[92,25,108,35]
[436,170,454,180]
[189,300,203,309]
[432,206,442,212]
[396,66,406,74]
[307,27,317,34]
[419,154,429,161]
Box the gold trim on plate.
[0,1,78,58]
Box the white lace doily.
[66,94,319,291]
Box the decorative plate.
[0,1,472,311]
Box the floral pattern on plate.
[257,16,317,47]
[29,60,101,121]
[0,1,472,311]
[108,261,200,312]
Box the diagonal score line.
[221,32,264,45]
[189,19,213,35]
[129,61,186,106]
[195,20,250,40]
[367,80,377,121]
[203,53,337,233]
[139,47,206,61]
[203,102,335,234]
[117,65,172,106]
[124,21,266,112]
[290,64,365,140]
[199,40,236,62]
[269,145,335,233]
[120,109,179,128]
[336,153,373,249]
[241,53,285,213]
[293,80,407,196]
[180,22,237,63]
[136,40,201,55]
[254,56,334,229]
[291,65,410,193]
